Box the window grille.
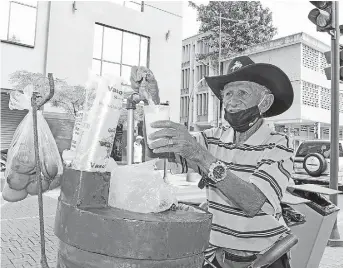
[92,23,149,82]
[302,81,319,107]
[320,86,331,110]
[301,125,308,132]
[302,45,319,72]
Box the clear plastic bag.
[3,86,63,202]
[72,74,125,172]
[108,160,178,213]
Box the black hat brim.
[204,63,294,117]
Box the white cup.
[144,105,170,148]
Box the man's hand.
[149,120,216,168]
[130,66,160,105]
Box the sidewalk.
[1,175,343,268]
[1,195,59,268]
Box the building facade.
[180,33,221,131]
[181,32,343,150]
[1,1,183,153]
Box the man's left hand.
[149,120,211,165]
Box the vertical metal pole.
[329,1,341,243]
[32,93,49,268]
[163,101,169,182]
[163,158,168,182]
[126,97,136,166]
[187,95,192,132]
[219,13,222,76]
[217,13,222,127]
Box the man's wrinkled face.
[222,81,269,113]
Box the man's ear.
[259,94,274,114]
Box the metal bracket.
[72,1,77,12]
[126,93,140,110]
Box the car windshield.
[296,142,343,158]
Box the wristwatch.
[207,160,227,184]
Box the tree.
[8,70,144,123]
[189,1,277,67]
[9,70,85,117]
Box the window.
[186,68,190,89]
[180,96,189,117]
[1,1,37,47]
[114,1,144,12]
[180,97,184,117]
[204,93,208,115]
[181,70,184,89]
[92,23,149,83]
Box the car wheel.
[303,153,327,177]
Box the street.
[1,173,343,268]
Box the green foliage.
[118,104,144,125]
[8,70,144,124]
[9,70,85,117]
[189,1,277,64]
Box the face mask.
[223,96,266,133]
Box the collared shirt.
[172,120,294,257]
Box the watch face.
[213,165,226,180]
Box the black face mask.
[224,106,261,133]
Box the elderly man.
[142,56,295,268]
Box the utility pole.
[217,12,222,127]
[328,1,341,246]
[308,1,342,247]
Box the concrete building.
[181,32,343,150]
[180,32,221,130]
[1,1,183,153]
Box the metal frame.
[93,23,150,78]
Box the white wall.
[0,1,49,89]
[300,52,343,125]
[1,1,183,122]
[44,1,182,121]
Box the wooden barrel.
[54,168,212,268]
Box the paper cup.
[144,105,170,148]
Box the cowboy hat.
[204,56,293,117]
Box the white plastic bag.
[108,160,178,213]
[63,71,99,166]
[3,86,63,202]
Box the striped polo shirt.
[172,120,294,257]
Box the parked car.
[293,140,343,187]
